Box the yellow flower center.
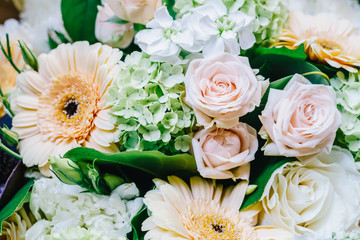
[182,200,257,240]
[38,72,100,143]
[315,38,342,51]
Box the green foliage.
[252,45,307,61]
[163,0,177,19]
[251,53,330,85]
[61,0,101,43]
[0,179,34,230]
[129,205,148,240]
[105,15,129,24]
[48,31,71,50]
[50,147,198,195]
[240,155,294,210]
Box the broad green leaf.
[254,45,307,61]
[129,205,148,240]
[61,0,101,43]
[63,147,198,179]
[251,54,329,85]
[240,157,294,210]
[0,179,34,229]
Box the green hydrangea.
[331,71,360,160]
[107,52,195,154]
[237,0,288,44]
[173,0,288,44]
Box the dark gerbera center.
[316,38,342,51]
[62,97,79,118]
[212,223,225,233]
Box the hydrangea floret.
[135,0,256,62]
[331,71,360,159]
[107,51,195,154]
[24,178,143,240]
[173,0,288,45]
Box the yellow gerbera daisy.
[274,11,360,72]
[11,41,121,176]
[142,176,294,240]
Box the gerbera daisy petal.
[16,71,48,96]
[11,42,121,174]
[15,95,39,110]
[142,176,264,240]
[12,111,38,129]
[275,11,360,72]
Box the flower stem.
[0,87,15,117]
[0,34,21,73]
[0,143,22,160]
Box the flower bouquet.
[1,0,360,239]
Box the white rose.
[95,3,134,48]
[259,74,341,159]
[192,122,258,179]
[261,147,360,239]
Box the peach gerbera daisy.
[142,176,294,240]
[274,11,360,72]
[11,41,121,176]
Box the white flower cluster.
[25,178,143,240]
[332,230,360,240]
[135,0,255,64]
[20,0,65,54]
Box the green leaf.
[0,179,34,230]
[133,23,146,32]
[129,205,148,240]
[251,54,329,85]
[240,157,294,210]
[63,147,198,179]
[162,0,176,19]
[105,15,129,24]
[61,0,101,43]
[254,45,307,61]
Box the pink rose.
[192,122,258,179]
[107,0,162,25]
[95,3,135,48]
[259,74,341,159]
[185,53,268,129]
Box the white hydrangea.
[135,0,255,63]
[0,19,30,42]
[20,0,65,53]
[135,6,197,64]
[24,178,143,240]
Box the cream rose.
[95,3,135,48]
[107,0,162,25]
[185,53,269,129]
[260,147,360,238]
[259,74,341,159]
[192,122,258,180]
